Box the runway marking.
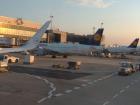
[65,90,73,93]
[56,73,117,101]
[103,101,110,105]
[43,78,49,84]
[126,85,130,89]
[44,72,116,101]
[36,78,56,103]
[49,83,55,89]
[106,75,112,78]
[106,77,140,105]
[81,84,87,87]
[112,94,118,99]
[120,89,125,93]
[102,75,140,105]
[48,88,56,98]
[87,82,93,85]
[34,76,42,80]
[97,78,103,81]
[54,93,64,97]
[18,70,117,103]
[80,79,90,82]
[92,72,116,83]
[23,74,56,103]
[38,97,48,103]
[74,86,81,90]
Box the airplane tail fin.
[92,28,104,46]
[22,20,51,50]
[128,38,139,48]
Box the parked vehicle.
[0,55,19,63]
[118,61,136,75]
[135,64,140,71]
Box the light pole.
[50,15,53,30]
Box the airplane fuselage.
[39,43,103,56]
[107,46,136,54]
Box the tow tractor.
[118,61,136,76]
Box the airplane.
[0,20,51,54]
[37,28,104,57]
[104,38,139,56]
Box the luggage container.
[23,55,35,64]
[68,61,81,70]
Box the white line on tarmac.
[23,74,56,103]
[65,90,73,93]
[120,89,125,93]
[38,97,48,103]
[103,101,110,105]
[43,78,49,84]
[54,93,64,97]
[98,78,103,81]
[126,85,130,89]
[105,78,139,104]
[91,73,116,84]
[37,78,56,103]
[47,83,56,99]
[80,79,90,82]
[112,94,119,99]
[81,84,87,87]
[34,76,42,80]
[50,83,55,88]
[73,86,81,90]
[87,82,93,85]
[48,90,55,98]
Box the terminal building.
[67,28,104,45]
[46,29,67,43]
[0,16,67,47]
[0,16,103,47]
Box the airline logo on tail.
[94,34,102,41]
[128,38,139,48]
[92,28,104,46]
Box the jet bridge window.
[0,55,4,61]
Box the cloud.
[66,0,112,8]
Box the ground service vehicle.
[118,61,136,75]
[0,55,19,63]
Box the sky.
[0,0,140,45]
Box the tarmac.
[0,54,140,105]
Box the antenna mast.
[100,22,103,28]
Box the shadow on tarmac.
[9,66,92,80]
